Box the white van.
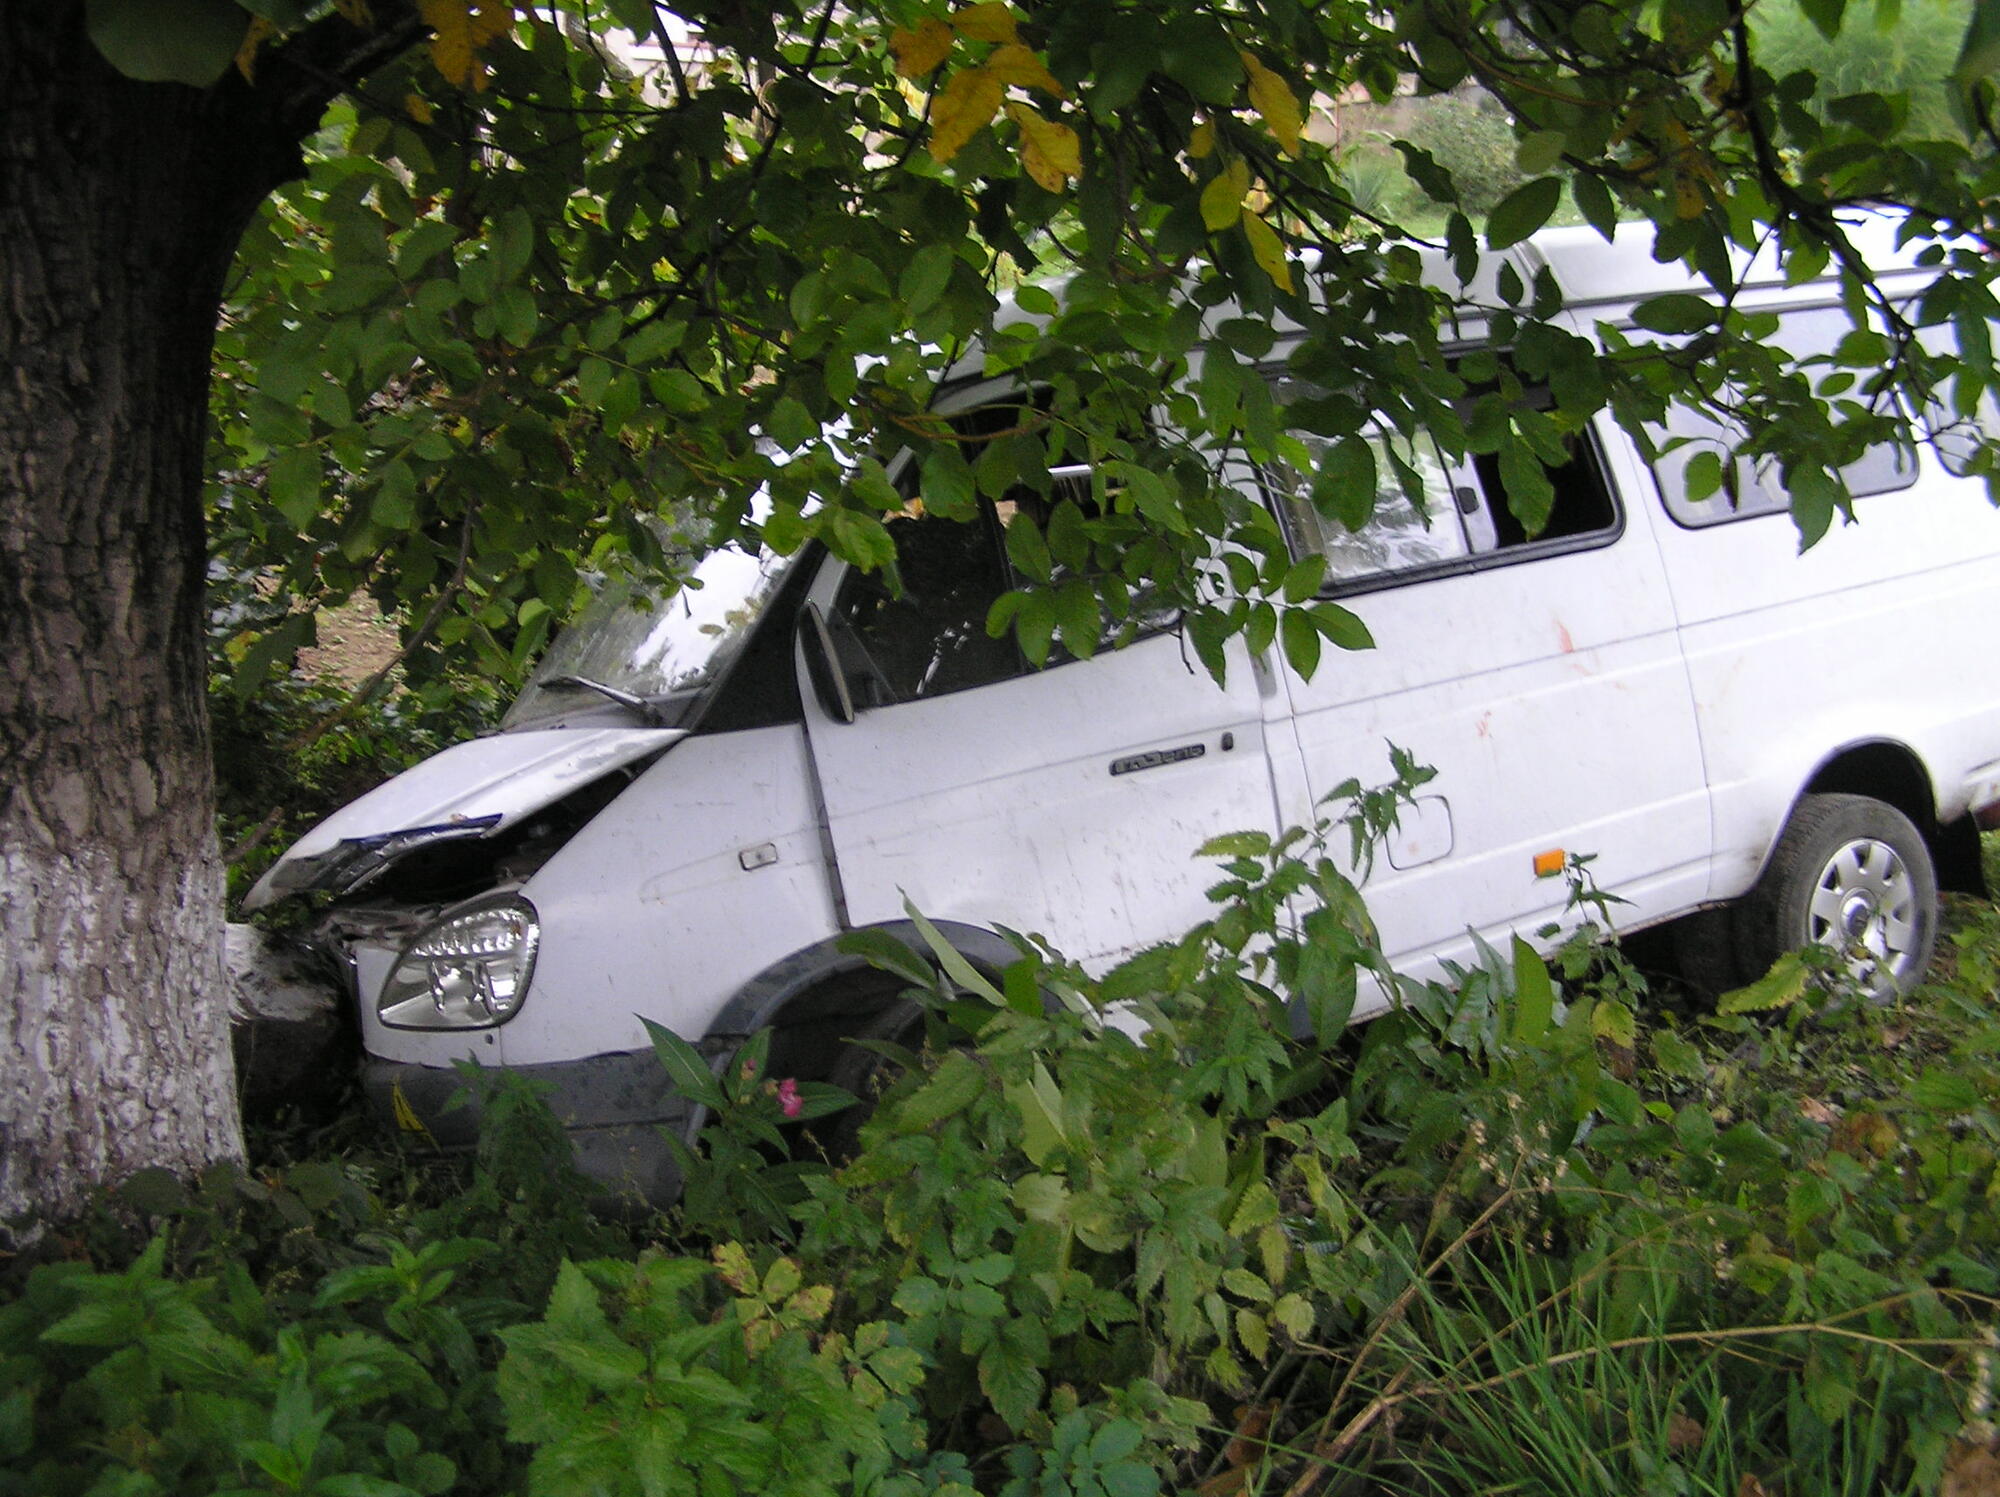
[247,221,2000,1197]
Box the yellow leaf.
[234,15,275,82]
[420,0,513,91]
[389,1081,433,1138]
[985,42,1062,96]
[1673,173,1705,220]
[405,92,435,124]
[1188,120,1215,159]
[1590,997,1637,1049]
[1242,211,1294,292]
[1201,158,1250,232]
[891,17,954,78]
[1241,51,1304,157]
[930,65,1005,163]
[950,1,1019,42]
[1008,102,1080,192]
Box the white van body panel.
[509,726,836,1060]
[1645,449,2000,897]
[1274,457,1711,999]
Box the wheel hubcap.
[1807,837,1921,998]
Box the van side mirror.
[800,602,856,724]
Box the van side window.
[1264,381,1619,589]
[1650,305,1917,527]
[1266,428,1472,584]
[829,507,1023,705]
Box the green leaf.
[1718,951,1810,1014]
[268,449,322,532]
[371,463,418,532]
[900,244,957,314]
[1911,1068,1981,1112]
[641,1018,728,1110]
[1511,936,1553,1044]
[576,356,614,410]
[835,928,936,988]
[1629,293,1717,334]
[1160,16,1244,102]
[904,899,1014,1008]
[766,396,817,451]
[1005,513,1054,583]
[231,614,314,702]
[1571,173,1618,241]
[1281,553,1327,603]
[1310,437,1378,531]
[1281,607,1322,678]
[1956,0,2000,107]
[1485,177,1562,251]
[1311,602,1373,652]
[920,447,978,519]
[978,1320,1046,1430]
[651,370,710,414]
[1798,0,1847,41]
[1683,449,1725,502]
[1053,579,1101,659]
[87,0,247,85]
[1498,442,1555,535]
[1199,831,1272,857]
[316,1474,425,1497]
[895,1051,987,1128]
[1515,130,1568,175]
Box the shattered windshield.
[503,541,796,730]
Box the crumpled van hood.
[242,727,683,911]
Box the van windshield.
[503,541,796,731]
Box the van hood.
[242,726,684,911]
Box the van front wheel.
[1736,793,1938,1002]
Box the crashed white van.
[248,221,2000,1197]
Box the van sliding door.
[1263,400,1710,997]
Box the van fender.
[1710,719,1949,899]
[1728,735,1982,898]
[668,920,1021,1144]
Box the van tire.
[1735,793,1938,1001]
[811,1001,929,1161]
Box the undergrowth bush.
[8,771,2000,1495]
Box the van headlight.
[377,896,540,1029]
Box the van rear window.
[1262,380,1620,592]
[1647,305,1916,527]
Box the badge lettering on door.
[1110,743,1206,776]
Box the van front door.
[796,496,1281,969]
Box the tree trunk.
[0,11,303,1228]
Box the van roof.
[1436,212,1937,311]
[957,212,1943,385]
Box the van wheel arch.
[1675,739,1971,995]
[1796,739,1982,896]
[709,919,1018,1087]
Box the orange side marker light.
[1533,849,1568,878]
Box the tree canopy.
[185,0,2000,703]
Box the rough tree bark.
[0,7,413,1228]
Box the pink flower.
[776,1077,802,1119]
